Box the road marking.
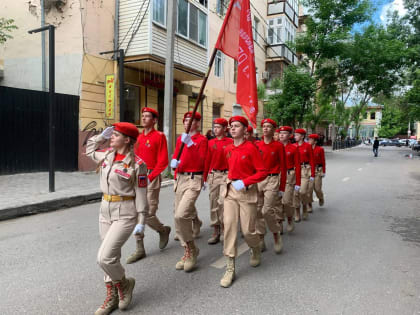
[342,177,350,182]
[210,242,249,269]
[358,168,363,171]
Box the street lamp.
[28,25,55,192]
[99,49,125,121]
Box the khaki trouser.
[174,173,202,246]
[98,199,137,282]
[136,174,165,240]
[208,171,228,227]
[282,170,299,219]
[223,184,260,257]
[297,165,312,206]
[309,166,324,202]
[257,175,282,233]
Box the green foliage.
[0,18,17,45]
[304,92,333,130]
[265,66,316,128]
[349,103,368,139]
[403,70,420,120]
[378,104,407,138]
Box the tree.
[304,92,333,131]
[378,104,407,138]
[349,102,368,139]
[265,66,316,128]
[0,18,17,45]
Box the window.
[215,51,224,77]
[370,112,376,120]
[253,16,259,43]
[153,0,166,25]
[216,0,226,15]
[198,0,208,7]
[233,60,238,83]
[267,18,283,45]
[177,1,208,47]
[177,0,188,37]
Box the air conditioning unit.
[262,71,270,79]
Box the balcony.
[266,43,298,65]
[267,0,299,26]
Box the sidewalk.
[0,172,173,221]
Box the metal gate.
[0,86,79,174]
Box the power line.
[118,0,149,50]
[125,0,151,53]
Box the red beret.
[309,134,319,139]
[295,128,306,135]
[278,126,293,133]
[247,125,253,133]
[112,122,139,139]
[213,118,228,127]
[183,111,202,122]
[142,107,159,118]
[229,116,249,128]
[261,118,277,128]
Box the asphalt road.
[1,145,419,315]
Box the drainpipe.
[114,0,119,56]
[41,0,46,91]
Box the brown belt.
[213,169,228,173]
[103,194,135,202]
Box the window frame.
[152,0,167,27]
[267,17,283,45]
[175,0,208,49]
[214,50,224,78]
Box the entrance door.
[158,90,164,131]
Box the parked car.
[386,139,401,147]
[413,141,420,151]
[380,139,389,146]
[399,139,408,145]
[409,139,418,148]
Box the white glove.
[170,159,180,168]
[101,126,114,139]
[202,182,208,191]
[294,185,300,191]
[278,191,284,197]
[181,133,195,147]
[133,224,145,235]
[309,177,315,182]
[232,180,245,191]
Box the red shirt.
[204,137,233,182]
[313,145,326,173]
[135,129,169,182]
[114,153,126,162]
[173,133,208,173]
[284,142,301,186]
[225,140,267,187]
[295,142,315,177]
[256,139,287,191]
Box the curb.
[0,180,175,222]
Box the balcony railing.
[266,43,298,65]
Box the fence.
[332,139,362,150]
[0,86,79,174]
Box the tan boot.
[114,276,135,310]
[308,202,313,213]
[175,254,185,270]
[95,283,118,315]
[220,257,235,288]
[249,246,261,267]
[184,241,199,272]
[279,222,284,235]
[286,218,295,233]
[126,239,146,264]
[259,235,266,252]
[294,207,301,222]
[192,218,203,239]
[319,198,324,206]
[159,226,171,249]
[302,205,309,220]
[208,226,221,245]
[273,232,283,254]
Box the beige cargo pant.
[282,169,299,219]
[309,166,324,202]
[135,174,165,241]
[223,184,260,257]
[297,165,312,206]
[174,173,202,246]
[257,175,282,233]
[98,199,137,282]
[208,171,227,227]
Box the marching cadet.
[256,119,287,254]
[170,111,208,272]
[278,126,301,232]
[204,118,233,244]
[126,108,171,264]
[245,125,256,143]
[274,129,280,142]
[308,134,325,208]
[294,129,315,221]
[86,123,148,315]
[220,116,267,288]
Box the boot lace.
[101,284,114,309]
[115,282,125,301]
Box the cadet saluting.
[220,116,267,288]
[86,123,148,315]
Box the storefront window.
[124,85,141,125]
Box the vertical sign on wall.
[105,74,115,119]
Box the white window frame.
[176,0,208,49]
[152,0,167,27]
[214,50,224,78]
[267,17,283,45]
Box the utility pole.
[163,0,177,166]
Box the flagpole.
[175,47,219,161]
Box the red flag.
[215,0,258,128]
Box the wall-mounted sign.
[105,74,115,119]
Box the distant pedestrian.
[86,122,147,315]
[373,137,379,157]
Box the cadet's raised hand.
[101,126,114,139]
